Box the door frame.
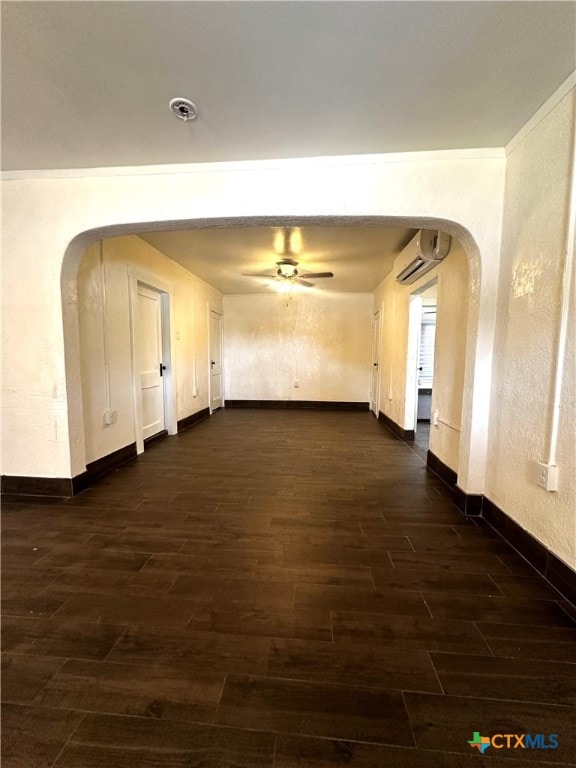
[370,307,382,416]
[405,277,437,434]
[128,266,177,454]
[207,304,224,414]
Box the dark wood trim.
[177,407,210,432]
[452,486,483,517]
[144,430,168,448]
[81,442,137,488]
[378,411,415,441]
[287,401,369,411]
[426,450,457,487]
[426,452,575,606]
[1,442,139,500]
[1,475,72,498]
[483,497,576,608]
[226,400,282,409]
[426,450,482,516]
[225,400,369,411]
[73,442,137,495]
[71,471,91,496]
[546,554,576,611]
[482,498,548,574]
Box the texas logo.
[468,732,491,754]
[468,732,559,752]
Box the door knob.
[159,364,167,377]
[210,360,216,369]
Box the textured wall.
[487,89,575,568]
[431,243,469,470]
[0,150,504,480]
[223,293,372,402]
[77,236,222,464]
[373,241,468,472]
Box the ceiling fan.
[242,228,334,287]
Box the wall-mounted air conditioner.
[395,230,451,285]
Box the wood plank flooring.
[2,409,575,767]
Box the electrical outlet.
[293,380,299,388]
[103,409,117,426]
[431,409,439,426]
[536,461,559,492]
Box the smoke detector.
[169,98,199,122]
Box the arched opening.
[61,215,483,497]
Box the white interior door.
[370,310,381,415]
[137,285,166,440]
[209,309,223,411]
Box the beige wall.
[373,241,468,472]
[78,235,222,464]
[223,293,372,403]
[487,89,575,568]
[1,150,504,484]
[431,244,469,471]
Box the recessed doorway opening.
[405,279,437,460]
[67,215,478,497]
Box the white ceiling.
[3,3,572,294]
[139,225,416,294]
[2,1,574,171]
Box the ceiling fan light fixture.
[243,229,335,289]
[278,263,297,278]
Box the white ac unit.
[395,230,451,285]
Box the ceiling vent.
[169,98,199,122]
[395,230,451,285]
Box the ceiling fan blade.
[294,278,314,287]
[299,272,334,279]
[242,272,277,278]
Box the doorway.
[418,286,437,413]
[129,268,176,454]
[370,309,381,416]
[136,284,167,444]
[415,288,437,456]
[405,280,437,459]
[209,308,224,412]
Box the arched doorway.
[63,214,483,499]
[2,153,504,496]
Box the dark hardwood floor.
[2,409,575,767]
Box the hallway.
[2,410,576,767]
